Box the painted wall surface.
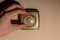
[0,0,60,40]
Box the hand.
[0,4,28,36]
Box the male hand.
[0,4,28,36]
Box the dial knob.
[24,15,36,27]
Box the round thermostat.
[24,15,36,27]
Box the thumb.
[3,8,28,20]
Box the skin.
[0,4,28,36]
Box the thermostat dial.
[24,15,36,27]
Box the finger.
[10,24,27,32]
[16,24,27,29]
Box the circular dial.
[24,15,36,27]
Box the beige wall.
[0,0,60,40]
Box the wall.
[0,0,60,40]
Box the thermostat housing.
[11,8,40,30]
